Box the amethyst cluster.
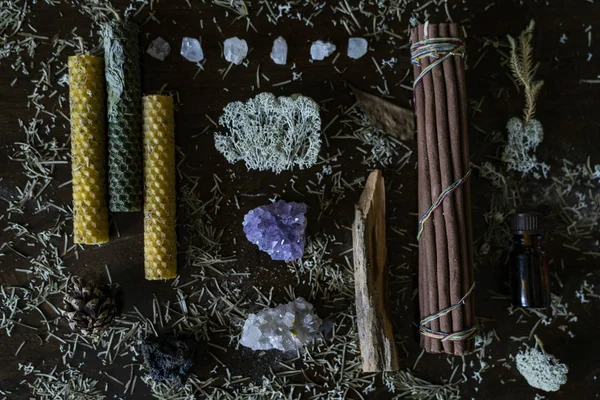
[243,200,307,262]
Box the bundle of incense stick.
[411,23,475,355]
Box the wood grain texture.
[353,170,399,372]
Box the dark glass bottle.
[510,212,551,308]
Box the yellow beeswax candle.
[142,95,177,280]
[68,55,109,244]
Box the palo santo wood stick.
[352,170,399,372]
[68,54,109,244]
[143,95,177,280]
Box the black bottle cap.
[511,212,543,235]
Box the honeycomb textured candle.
[143,95,177,280]
[68,55,109,244]
[103,21,143,212]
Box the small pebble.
[147,37,171,61]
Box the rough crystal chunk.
[180,37,204,62]
[270,36,288,65]
[224,37,248,65]
[310,40,336,60]
[239,297,322,351]
[147,37,171,61]
[243,200,307,262]
[347,37,368,59]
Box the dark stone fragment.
[141,336,195,385]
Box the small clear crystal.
[310,40,336,61]
[224,37,248,65]
[239,298,322,352]
[270,36,288,65]
[180,37,204,63]
[347,37,368,59]
[147,37,171,61]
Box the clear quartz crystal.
[310,40,336,60]
[224,37,248,65]
[147,37,171,61]
[239,298,322,351]
[347,37,368,59]
[180,37,204,62]
[270,36,288,65]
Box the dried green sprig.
[180,174,238,271]
[24,366,106,400]
[383,369,463,400]
[213,0,249,18]
[0,0,28,38]
[507,20,544,125]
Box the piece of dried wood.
[352,170,399,372]
[350,85,415,140]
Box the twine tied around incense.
[416,169,477,342]
[419,282,477,341]
[411,35,476,342]
[416,169,472,241]
[411,37,466,89]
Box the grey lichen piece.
[501,117,549,178]
[515,346,568,392]
[215,92,321,173]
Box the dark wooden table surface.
[1,0,600,399]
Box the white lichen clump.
[215,92,321,173]
[239,297,322,352]
[501,117,549,178]
[515,346,568,392]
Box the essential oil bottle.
[510,212,551,308]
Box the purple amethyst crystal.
[243,200,307,262]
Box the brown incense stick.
[411,27,436,354]
[429,23,463,355]
[440,23,468,355]
[450,23,476,335]
[418,23,452,354]
[412,23,475,355]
